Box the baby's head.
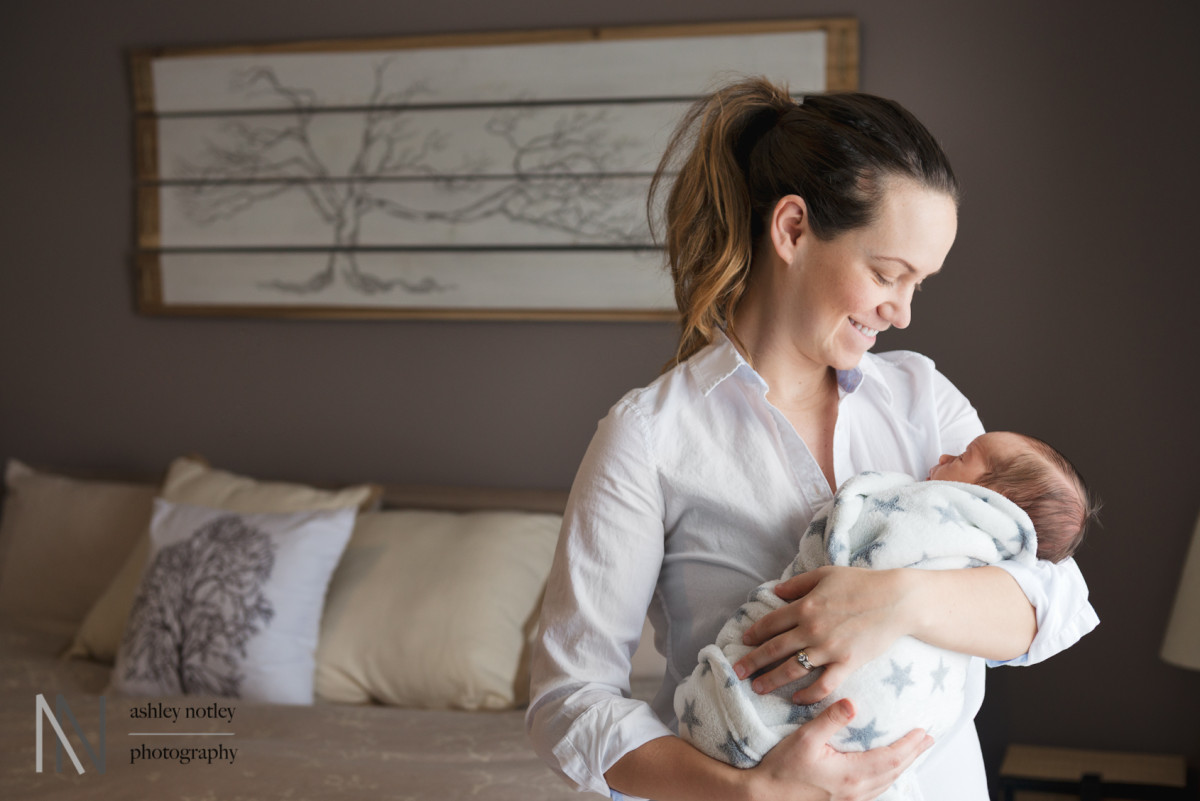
[928,432,1100,562]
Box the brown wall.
[2,0,1198,783]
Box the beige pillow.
[315,509,560,710]
[66,456,378,662]
[0,460,158,636]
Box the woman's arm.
[526,399,672,793]
[732,565,1036,702]
[605,699,934,801]
[902,566,1036,658]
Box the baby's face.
[928,432,1030,484]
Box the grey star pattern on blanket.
[680,699,702,736]
[852,539,887,567]
[787,703,817,725]
[825,531,847,562]
[883,659,915,697]
[930,658,949,693]
[719,732,756,768]
[1016,521,1034,551]
[871,495,906,517]
[840,718,885,750]
[934,504,962,525]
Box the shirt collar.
[842,354,891,402]
[688,330,763,396]
[689,330,881,399]
[836,365,864,394]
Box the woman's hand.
[750,698,933,801]
[605,698,932,801]
[734,566,917,704]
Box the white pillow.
[315,509,560,710]
[111,500,355,705]
[67,456,377,662]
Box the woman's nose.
[881,294,912,329]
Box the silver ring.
[796,650,816,670]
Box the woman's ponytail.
[649,78,794,369]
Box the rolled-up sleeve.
[526,399,674,795]
[987,556,1099,667]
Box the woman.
[526,78,1097,801]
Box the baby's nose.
[937,454,954,466]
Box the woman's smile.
[850,318,881,340]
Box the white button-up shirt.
[527,332,1099,800]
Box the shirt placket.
[762,399,834,510]
[832,389,855,490]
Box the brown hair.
[648,77,959,369]
[976,436,1101,562]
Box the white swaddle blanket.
[674,472,1039,800]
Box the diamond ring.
[796,650,816,670]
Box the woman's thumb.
[807,698,856,739]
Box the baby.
[674,432,1098,800]
[924,431,1092,562]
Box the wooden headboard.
[6,463,571,516]
[380,484,569,515]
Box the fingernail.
[742,633,751,645]
[752,680,764,694]
[734,664,747,679]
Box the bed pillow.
[314,509,560,710]
[0,460,158,636]
[66,456,378,662]
[111,500,355,704]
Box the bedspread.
[1,621,584,801]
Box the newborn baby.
[674,432,1096,800]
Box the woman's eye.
[872,272,894,287]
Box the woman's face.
[783,179,958,371]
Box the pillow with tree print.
[111,499,355,704]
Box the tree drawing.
[121,515,276,697]
[171,59,646,296]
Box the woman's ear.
[769,195,809,265]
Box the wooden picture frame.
[131,18,858,320]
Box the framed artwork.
[132,18,858,320]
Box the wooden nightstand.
[997,744,1193,800]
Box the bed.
[0,456,663,800]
